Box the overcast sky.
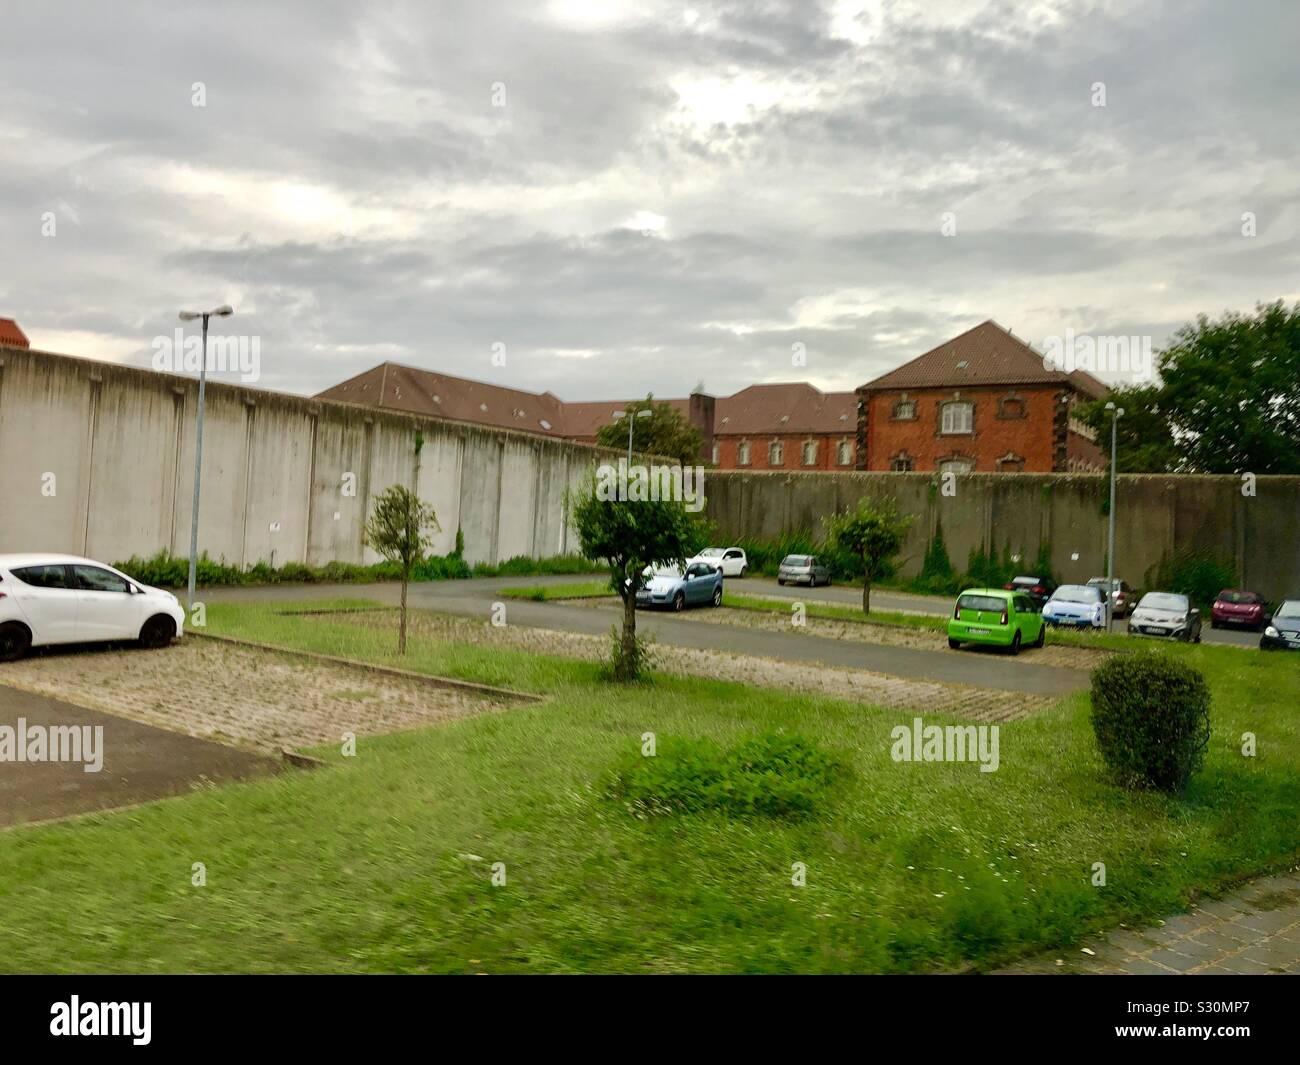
[3,0,1297,400]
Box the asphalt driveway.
[0,684,277,828]
[207,576,1089,697]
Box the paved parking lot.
[0,685,276,828]
[0,638,521,754]
[998,870,1300,975]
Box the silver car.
[777,554,830,587]
[1127,591,1203,642]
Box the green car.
[947,588,1046,655]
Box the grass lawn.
[0,599,1295,973]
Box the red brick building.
[856,321,1109,473]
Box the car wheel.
[1034,624,1045,648]
[739,567,747,579]
[712,587,722,607]
[1009,631,1022,656]
[1193,627,1201,644]
[947,637,961,650]
[777,579,785,586]
[0,621,32,662]
[672,592,686,612]
[809,574,817,588]
[1210,619,1219,630]
[138,614,177,649]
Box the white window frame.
[737,441,751,466]
[802,440,817,465]
[837,440,852,466]
[941,401,973,434]
[938,457,974,475]
[769,440,784,466]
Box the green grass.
[0,599,1295,974]
[500,580,614,602]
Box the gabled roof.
[316,363,569,436]
[0,318,30,349]
[714,382,856,436]
[561,398,690,439]
[859,320,1108,400]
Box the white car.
[0,553,186,661]
[687,546,748,578]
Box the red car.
[1211,589,1269,631]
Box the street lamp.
[612,408,652,466]
[178,304,234,610]
[1104,401,1124,631]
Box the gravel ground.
[0,639,508,753]
[347,610,1053,722]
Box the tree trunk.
[399,570,409,654]
[862,577,871,615]
[619,588,638,680]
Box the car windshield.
[958,594,1005,613]
[1011,576,1041,587]
[783,556,811,566]
[1087,577,1117,590]
[1139,593,1188,612]
[1275,601,1300,619]
[1053,585,1101,604]
[1218,590,1260,604]
[698,548,725,557]
[649,565,683,578]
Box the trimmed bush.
[1089,652,1211,792]
[605,732,848,819]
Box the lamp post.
[612,407,652,466]
[1104,401,1124,631]
[178,305,234,610]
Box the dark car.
[1260,599,1300,651]
[1003,575,1056,610]
[1211,589,1269,631]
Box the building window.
[997,453,1025,472]
[711,442,720,465]
[769,440,784,466]
[940,401,973,434]
[890,452,915,472]
[837,440,852,466]
[938,457,974,475]
[737,441,751,466]
[802,440,817,465]
[997,395,1026,420]
[892,399,916,420]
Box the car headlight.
[1265,626,1279,637]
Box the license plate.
[968,627,989,635]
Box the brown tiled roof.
[0,317,30,349]
[713,383,856,436]
[859,320,1109,400]
[561,398,691,440]
[317,363,569,436]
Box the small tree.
[595,395,705,465]
[363,484,440,654]
[569,471,703,680]
[824,498,912,614]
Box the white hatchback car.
[0,554,186,661]
[687,546,748,577]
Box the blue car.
[1042,584,1106,628]
[635,562,723,611]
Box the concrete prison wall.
[701,470,1300,600]
[0,347,622,567]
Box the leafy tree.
[1075,385,1181,473]
[595,395,704,466]
[1076,302,1300,474]
[1156,301,1300,474]
[824,498,913,614]
[363,484,440,654]
[569,471,704,680]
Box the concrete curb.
[188,630,543,704]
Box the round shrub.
[1089,652,1211,792]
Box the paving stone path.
[998,869,1300,974]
